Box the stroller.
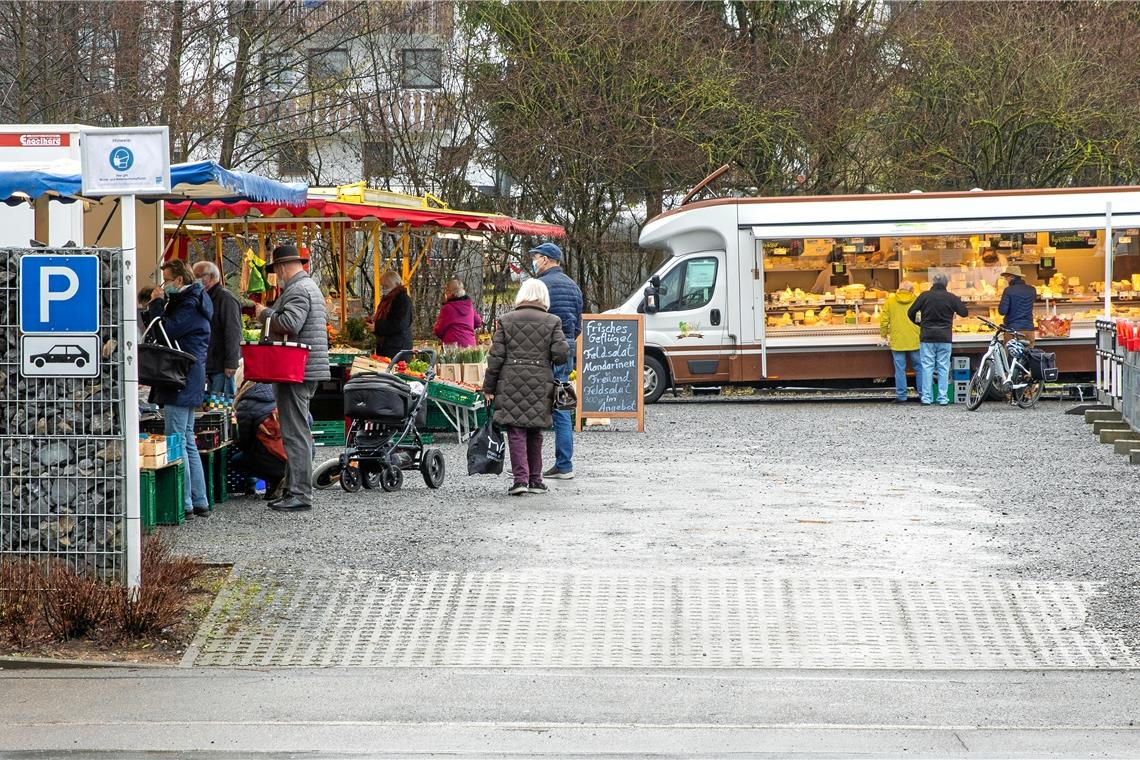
[338,349,446,492]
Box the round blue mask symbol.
[109,146,134,172]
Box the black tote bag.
[466,404,506,475]
[138,317,197,391]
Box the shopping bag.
[242,315,309,384]
[466,406,505,475]
[138,317,197,391]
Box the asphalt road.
[2,667,1140,757]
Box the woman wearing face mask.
[150,259,214,519]
[364,271,413,359]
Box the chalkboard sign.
[1049,230,1097,249]
[575,314,645,432]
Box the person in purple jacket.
[433,278,483,348]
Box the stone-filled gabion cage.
[1,248,127,580]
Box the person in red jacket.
[433,278,483,348]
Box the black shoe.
[192,506,211,517]
[542,466,574,480]
[182,511,194,521]
[528,482,548,494]
[891,398,907,404]
[508,482,529,496]
[269,496,312,512]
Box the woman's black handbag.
[466,404,506,475]
[553,380,577,411]
[138,317,197,391]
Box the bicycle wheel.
[1014,375,1043,408]
[965,359,993,411]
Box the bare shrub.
[108,534,203,639]
[37,561,114,641]
[0,560,44,647]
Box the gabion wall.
[0,248,126,579]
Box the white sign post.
[80,127,172,592]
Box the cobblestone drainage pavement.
[185,567,1137,669]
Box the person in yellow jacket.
[880,281,922,403]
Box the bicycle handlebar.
[977,317,1027,340]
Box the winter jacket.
[880,290,920,352]
[233,382,286,481]
[204,282,243,374]
[537,266,583,342]
[151,283,213,409]
[999,278,1037,331]
[262,271,331,381]
[373,288,413,358]
[907,284,968,344]
[482,304,569,429]
[433,295,483,347]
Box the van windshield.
[659,256,718,312]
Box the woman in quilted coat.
[482,279,569,496]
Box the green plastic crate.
[199,446,229,509]
[427,381,482,407]
[312,419,346,446]
[140,471,157,533]
[154,462,186,526]
[328,352,358,366]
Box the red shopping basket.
[242,317,310,383]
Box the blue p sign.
[19,255,101,334]
[109,146,134,172]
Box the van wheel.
[643,355,668,404]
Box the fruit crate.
[312,419,346,447]
[328,352,360,366]
[427,380,483,407]
[149,461,187,526]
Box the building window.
[308,48,349,82]
[401,48,442,89]
[363,140,393,178]
[278,140,309,176]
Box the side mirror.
[643,283,660,314]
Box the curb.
[0,655,169,670]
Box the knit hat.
[528,242,563,261]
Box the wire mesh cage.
[0,248,127,581]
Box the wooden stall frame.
[574,313,645,432]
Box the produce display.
[1036,314,1073,338]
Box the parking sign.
[19,255,100,334]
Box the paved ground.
[171,397,1140,666]
[6,397,1140,757]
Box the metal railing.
[1097,317,1140,432]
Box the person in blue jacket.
[150,259,213,519]
[998,265,1038,345]
[533,242,583,480]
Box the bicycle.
[964,317,1043,410]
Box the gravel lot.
[170,397,1140,646]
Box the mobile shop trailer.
[623,186,1140,402]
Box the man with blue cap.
[531,242,583,479]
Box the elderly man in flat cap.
[252,245,330,512]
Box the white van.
[618,186,1140,402]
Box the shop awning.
[0,159,307,205]
[164,197,565,237]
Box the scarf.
[375,284,406,321]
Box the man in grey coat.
[253,245,331,512]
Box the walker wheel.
[340,465,363,493]
[362,467,382,490]
[420,448,445,489]
[380,464,403,492]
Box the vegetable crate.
[312,419,346,447]
[328,352,358,366]
[427,381,482,407]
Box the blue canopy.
[0,159,307,205]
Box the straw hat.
[1000,265,1025,278]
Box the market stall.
[164,184,564,437]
